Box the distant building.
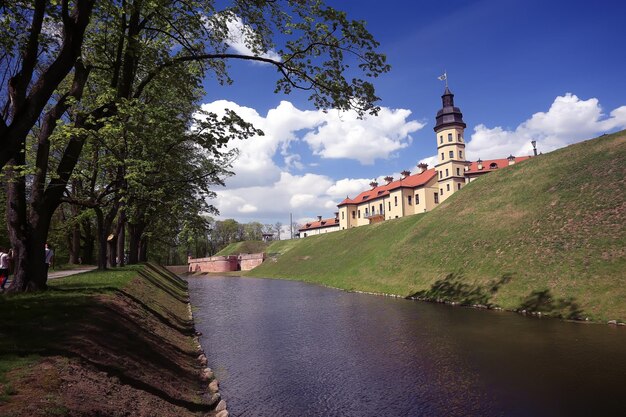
[300,87,532,235]
[298,215,340,237]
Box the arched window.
[490,163,498,169]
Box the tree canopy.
[0,0,389,291]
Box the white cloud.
[418,155,438,169]
[467,93,626,160]
[238,204,258,213]
[196,99,421,192]
[326,178,372,199]
[303,108,424,164]
[223,16,281,62]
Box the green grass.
[0,263,199,413]
[215,240,270,255]
[249,131,626,322]
[0,267,140,395]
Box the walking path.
[48,266,98,280]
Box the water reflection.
[188,276,626,417]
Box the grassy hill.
[249,131,626,322]
[215,240,270,256]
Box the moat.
[188,276,626,417]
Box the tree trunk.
[139,236,148,262]
[70,222,81,264]
[127,221,145,264]
[117,211,126,267]
[94,208,108,270]
[5,157,49,292]
[82,217,95,264]
[108,236,118,268]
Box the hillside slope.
[250,131,626,321]
[215,240,269,256]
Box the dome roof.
[434,87,466,131]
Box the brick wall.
[239,253,266,271]
[188,255,239,273]
[187,253,266,273]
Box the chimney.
[401,170,411,178]
[417,162,428,173]
[369,181,378,189]
[507,154,516,165]
[477,158,483,170]
[384,175,394,184]
[334,212,339,220]
[317,215,322,222]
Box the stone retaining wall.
[165,265,189,275]
[188,255,239,273]
[187,253,266,273]
[239,253,266,271]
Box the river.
[188,276,626,417]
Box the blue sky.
[199,0,626,228]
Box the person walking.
[44,243,54,275]
[0,247,11,291]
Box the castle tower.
[434,86,467,203]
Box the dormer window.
[490,163,498,169]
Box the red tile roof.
[337,169,437,206]
[298,217,340,232]
[465,156,531,174]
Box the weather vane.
[438,70,448,88]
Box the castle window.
[458,183,462,190]
[457,168,460,176]
[459,150,463,158]
[449,150,454,158]
[365,208,369,216]
[380,203,383,213]
[408,195,412,205]
[440,135,443,144]
[440,188,443,195]
[415,194,420,204]
[446,184,450,191]
[342,212,345,219]
[448,133,452,142]
[351,211,356,219]
[358,210,361,218]
[434,193,439,204]
[445,168,449,177]
[388,202,391,211]
[438,170,442,179]
[459,134,463,142]
[441,152,444,160]
[394,196,398,206]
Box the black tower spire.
[434,87,466,131]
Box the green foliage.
[250,132,626,321]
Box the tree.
[2,0,389,291]
[274,222,283,240]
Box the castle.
[299,87,531,237]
